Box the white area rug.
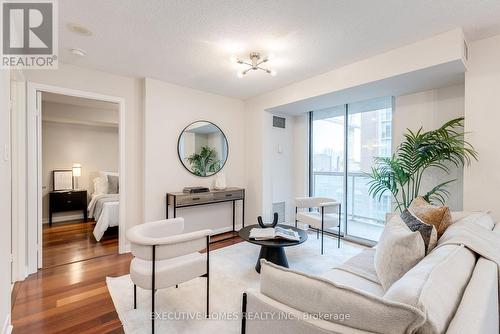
[107,233,364,333]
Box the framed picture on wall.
[53,170,74,191]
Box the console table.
[166,187,245,236]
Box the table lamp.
[72,163,82,189]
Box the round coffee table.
[238,224,308,273]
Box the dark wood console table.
[166,187,245,238]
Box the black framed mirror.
[177,121,229,177]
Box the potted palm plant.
[367,117,478,212]
[187,146,222,177]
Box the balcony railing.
[312,170,388,226]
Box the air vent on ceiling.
[273,116,286,129]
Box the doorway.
[26,83,126,273]
[41,92,120,268]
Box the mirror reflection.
[178,121,228,177]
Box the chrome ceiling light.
[232,52,277,78]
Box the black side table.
[49,189,88,226]
[238,224,308,273]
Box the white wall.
[21,63,143,250]
[143,78,246,233]
[464,34,500,219]
[41,120,119,221]
[394,84,465,210]
[0,70,13,332]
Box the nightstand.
[49,189,88,226]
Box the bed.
[88,171,119,241]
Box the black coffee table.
[238,224,308,273]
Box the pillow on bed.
[93,177,108,195]
[98,171,118,194]
[107,175,119,194]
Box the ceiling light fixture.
[232,52,277,78]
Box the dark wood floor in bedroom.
[11,227,243,334]
[42,219,119,269]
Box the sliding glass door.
[310,97,393,242]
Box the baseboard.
[42,213,85,224]
[2,314,12,334]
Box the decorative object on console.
[214,172,227,190]
[72,163,82,189]
[257,212,279,228]
[182,186,210,194]
[367,117,478,212]
[177,121,228,177]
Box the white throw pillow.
[97,171,118,195]
[93,177,108,195]
[375,216,426,290]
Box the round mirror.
[178,121,229,177]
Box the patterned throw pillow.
[408,197,452,238]
[400,209,438,254]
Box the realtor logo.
[1,0,58,68]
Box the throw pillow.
[107,175,119,194]
[400,209,438,254]
[374,216,426,291]
[93,177,107,195]
[409,196,452,237]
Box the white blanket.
[88,193,119,218]
[93,201,119,241]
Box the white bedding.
[93,201,119,241]
[88,193,119,241]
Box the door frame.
[26,82,127,274]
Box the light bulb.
[237,71,244,78]
[270,69,277,76]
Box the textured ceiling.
[59,0,500,99]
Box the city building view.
[311,98,392,241]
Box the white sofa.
[242,212,499,334]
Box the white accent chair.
[126,218,212,334]
[295,197,341,254]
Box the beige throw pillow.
[409,197,452,237]
[375,216,426,291]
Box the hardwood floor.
[12,230,243,334]
[42,220,119,269]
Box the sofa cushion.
[375,216,426,290]
[260,260,425,334]
[450,211,495,230]
[409,197,452,237]
[321,269,384,297]
[384,244,476,334]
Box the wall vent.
[273,116,286,129]
[272,202,286,223]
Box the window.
[310,97,393,242]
